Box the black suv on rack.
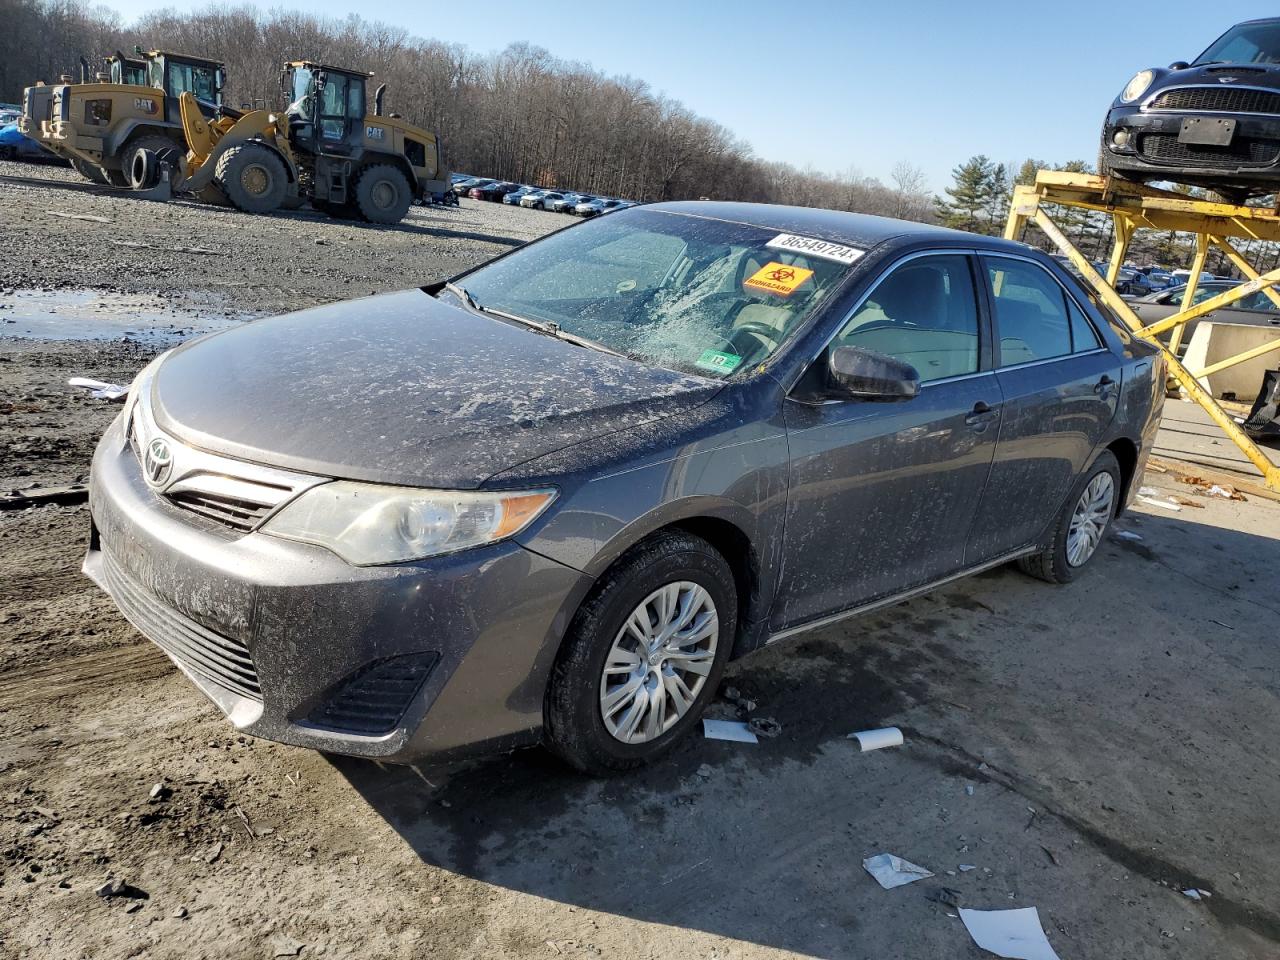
[1100,18,1280,200]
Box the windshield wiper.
[476,304,632,360]
[443,281,481,313]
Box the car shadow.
[331,506,1280,956]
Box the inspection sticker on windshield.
[695,350,742,375]
[766,233,864,265]
[744,261,814,297]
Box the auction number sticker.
[766,233,864,265]
[744,261,814,297]
[695,350,742,375]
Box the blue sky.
[108,0,1277,190]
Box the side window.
[1190,284,1222,305]
[836,255,980,382]
[986,258,1073,365]
[1066,297,1101,351]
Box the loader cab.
[146,52,224,106]
[283,61,368,154]
[107,54,147,87]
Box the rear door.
[773,252,1003,631]
[964,255,1122,563]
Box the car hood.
[1158,62,1280,92]
[150,289,720,489]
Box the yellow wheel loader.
[143,62,449,224]
[21,50,226,187]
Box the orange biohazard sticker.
[744,261,814,297]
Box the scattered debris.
[173,906,188,919]
[1138,485,1159,497]
[0,484,90,511]
[1112,529,1143,542]
[1168,495,1204,509]
[848,727,904,752]
[1175,473,1248,501]
[959,906,1061,960]
[747,716,782,739]
[1206,484,1246,501]
[719,684,758,716]
[928,886,964,908]
[233,805,255,839]
[95,878,147,900]
[695,763,713,779]
[270,934,306,957]
[148,782,172,802]
[959,864,976,872]
[1040,845,1060,866]
[109,239,222,256]
[1138,495,1181,512]
[965,784,976,796]
[701,719,758,744]
[863,853,934,889]
[205,841,224,864]
[46,210,112,224]
[1210,619,1234,630]
[68,377,129,401]
[125,901,143,914]
[1182,888,1212,901]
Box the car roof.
[643,201,1029,253]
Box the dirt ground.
[3,161,1280,960]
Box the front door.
[965,255,1122,562]
[773,253,1002,631]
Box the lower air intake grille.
[1137,133,1280,168]
[308,653,439,734]
[102,548,262,701]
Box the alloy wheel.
[599,581,718,744]
[1066,471,1115,567]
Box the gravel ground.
[3,162,1280,960]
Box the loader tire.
[353,163,412,224]
[215,142,288,214]
[70,158,108,184]
[123,135,180,189]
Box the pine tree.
[936,156,995,233]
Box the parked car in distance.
[1131,279,1280,351]
[521,190,564,210]
[503,185,537,205]
[1100,17,1280,201]
[0,121,52,161]
[573,198,626,217]
[473,181,519,201]
[552,193,591,212]
[1115,267,1154,298]
[457,177,495,197]
[85,201,1163,775]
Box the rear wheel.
[1018,450,1122,584]
[544,531,737,775]
[123,135,180,189]
[70,158,108,184]
[214,142,288,214]
[353,163,412,224]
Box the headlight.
[1120,70,1154,103]
[260,482,557,565]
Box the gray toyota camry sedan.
[85,202,1164,774]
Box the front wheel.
[1018,450,1122,584]
[544,532,737,775]
[214,142,288,214]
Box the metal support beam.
[1006,174,1280,491]
[1169,234,1209,355]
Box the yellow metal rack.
[1004,170,1280,491]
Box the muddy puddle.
[0,288,251,345]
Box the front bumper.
[1103,105,1280,186]
[85,413,593,763]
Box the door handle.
[964,401,1000,428]
[1095,374,1119,401]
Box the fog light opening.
[1112,129,1131,148]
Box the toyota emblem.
[144,437,174,488]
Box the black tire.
[123,135,180,189]
[1018,450,1122,584]
[214,142,288,214]
[544,531,738,775]
[353,163,412,224]
[130,148,158,189]
[70,158,107,184]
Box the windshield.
[166,61,219,101]
[451,209,855,378]
[1195,21,1280,64]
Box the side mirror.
[827,346,920,402]
[1169,60,1189,70]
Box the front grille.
[166,490,275,532]
[1149,87,1280,115]
[1137,133,1280,168]
[102,547,262,701]
[308,654,439,734]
